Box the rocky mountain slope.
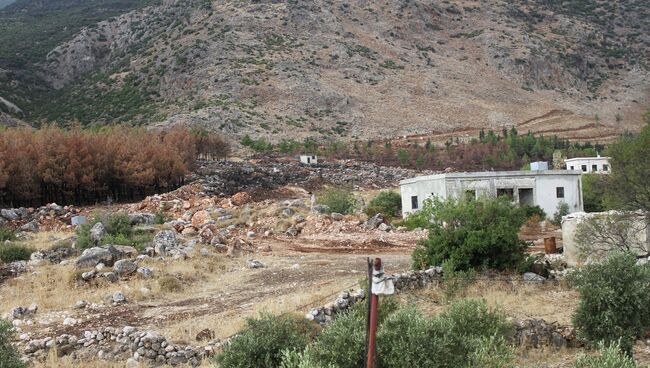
[1,0,649,142]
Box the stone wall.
[562,211,648,266]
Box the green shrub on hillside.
[365,191,402,220]
[216,313,317,368]
[0,243,33,263]
[76,213,148,250]
[412,197,528,271]
[0,226,15,242]
[568,252,650,355]
[574,341,638,368]
[317,187,356,215]
[0,319,25,368]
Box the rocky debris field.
[0,203,82,233]
[192,159,433,198]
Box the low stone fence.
[22,326,221,367]
[306,267,443,325]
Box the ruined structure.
[400,171,583,218]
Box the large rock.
[0,209,18,221]
[523,272,546,283]
[330,212,344,221]
[75,247,114,269]
[365,213,385,229]
[191,210,211,227]
[312,204,330,214]
[153,230,179,255]
[89,222,107,244]
[231,192,252,206]
[113,260,138,276]
[128,213,155,226]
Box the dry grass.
[401,278,579,325]
[15,231,74,251]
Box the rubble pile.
[194,160,431,197]
[0,203,82,232]
[515,319,578,349]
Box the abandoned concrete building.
[300,155,318,165]
[564,155,610,173]
[399,171,583,217]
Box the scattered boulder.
[102,272,118,283]
[378,223,392,232]
[181,227,197,236]
[75,247,114,269]
[281,208,295,217]
[247,260,264,269]
[191,210,211,227]
[128,213,155,226]
[89,222,107,244]
[285,227,300,237]
[153,230,179,255]
[365,213,385,229]
[293,215,306,223]
[0,209,18,221]
[137,267,153,279]
[19,221,38,232]
[312,204,330,214]
[113,260,137,276]
[74,300,88,309]
[112,291,126,304]
[330,213,344,221]
[231,192,252,206]
[195,328,215,342]
[523,272,546,283]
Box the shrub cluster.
[0,319,25,368]
[0,226,15,242]
[412,197,528,271]
[0,243,33,263]
[568,252,650,355]
[216,313,317,368]
[76,213,152,250]
[364,191,402,220]
[316,187,356,215]
[216,299,513,368]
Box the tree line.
[242,127,603,171]
[0,125,229,207]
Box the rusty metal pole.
[364,257,372,368]
[366,258,381,368]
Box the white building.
[564,155,610,173]
[299,155,318,165]
[399,170,583,218]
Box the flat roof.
[565,157,610,162]
[400,170,582,185]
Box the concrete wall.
[400,176,447,215]
[535,175,583,216]
[565,157,610,173]
[562,211,648,266]
[400,172,583,218]
[300,155,318,164]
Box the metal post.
[364,257,372,368]
[366,258,381,368]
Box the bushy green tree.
[568,252,650,355]
[309,308,366,368]
[605,120,650,212]
[216,313,317,368]
[582,173,608,212]
[412,197,528,271]
[0,319,25,368]
[317,187,356,214]
[365,191,402,220]
[552,201,570,225]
